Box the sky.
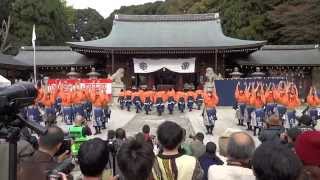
[66,0,163,18]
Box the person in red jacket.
[195,89,204,110]
[41,91,56,117]
[306,86,320,126]
[283,83,301,129]
[235,82,247,126]
[203,88,219,135]
[89,88,106,134]
[251,82,266,136]
[166,88,176,114]
[264,83,277,118]
[186,89,196,112]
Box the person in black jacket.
[199,142,224,180]
[258,115,285,143]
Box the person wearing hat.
[295,131,320,180]
[258,114,285,143]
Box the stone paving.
[122,110,194,138]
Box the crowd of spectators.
[15,114,320,180]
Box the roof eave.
[69,42,266,52]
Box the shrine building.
[68,13,265,90]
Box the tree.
[11,0,71,46]
[73,8,107,41]
[268,0,320,44]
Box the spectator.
[297,115,316,132]
[107,130,116,140]
[180,128,192,155]
[117,139,155,180]
[285,127,302,149]
[295,131,320,180]
[106,130,116,171]
[142,124,153,146]
[252,142,302,180]
[142,124,151,141]
[135,132,146,144]
[78,138,117,180]
[17,127,38,162]
[153,121,203,180]
[258,115,284,143]
[199,142,224,180]
[218,128,242,157]
[74,115,92,136]
[115,128,126,149]
[190,132,206,158]
[208,132,256,180]
[18,126,70,180]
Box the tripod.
[0,113,47,180]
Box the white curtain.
[133,58,196,73]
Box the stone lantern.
[86,67,101,79]
[229,67,243,79]
[251,67,265,78]
[66,67,80,79]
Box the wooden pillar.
[177,74,183,91]
[222,53,225,77]
[147,73,154,89]
[214,49,218,73]
[111,50,115,73]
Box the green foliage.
[104,0,319,44]
[11,0,71,46]
[0,0,12,22]
[73,8,108,41]
[267,0,320,44]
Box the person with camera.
[18,126,71,180]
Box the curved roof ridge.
[21,46,72,51]
[262,44,317,50]
[114,13,220,22]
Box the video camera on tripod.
[0,83,48,180]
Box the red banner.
[48,78,113,94]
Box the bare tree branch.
[0,16,11,53]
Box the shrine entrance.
[154,69,177,90]
[133,58,196,90]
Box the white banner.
[133,58,196,73]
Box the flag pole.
[33,44,36,83]
[32,24,37,84]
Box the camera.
[55,138,72,157]
[0,83,48,180]
[47,158,75,180]
[0,83,37,115]
[106,139,118,155]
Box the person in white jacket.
[208,132,256,180]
